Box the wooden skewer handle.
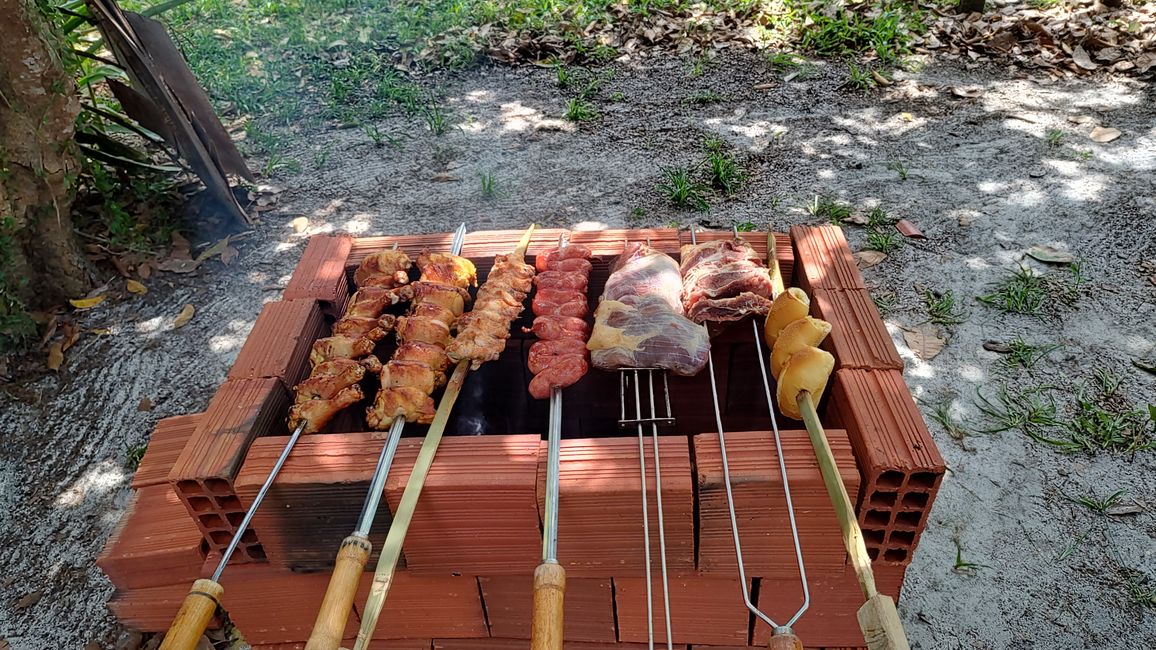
[530,561,566,650]
[766,629,803,650]
[305,534,373,650]
[158,578,223,650]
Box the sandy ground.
[2,53,1154,648]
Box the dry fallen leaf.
[854,250,888,268]
[173,304,196,329]
[1027,245,1076,264]
[1105,503,1145,516]
[291,217,310,233]
[1089,126,1122,143]
[137,262,152,280]
[950,85,984,98]
[89,328,113,336]
[895,219,926,239]
[60,323,80,352]
[15,590,42,610]
[69,295,105,310]
[220,244,239,266]
[903,324,946,360]
[46,343,64,371]
[843,213,870,226]
[983,340,1012,354]
[138,396,154,412]
[1071,46,1098,71]
[196,237,234,264]
[126,279,148,295]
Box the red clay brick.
[98,485,206,590]
[614,575,749,645]
[131,414,201,489]
[227,299,327,389]
[693,430,859,579]
[478,576,616,642]
[284,234,353,315]
[829,369,944,563]
[752,562,907,647]
[809,288,902,371]
[789,225,866,293]
[536,436,694,578]
[433,642,658,650]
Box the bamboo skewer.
[796,391,910,650]
[305,225,467,650]
[353,224,537,650]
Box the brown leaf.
[126,279,148,295]
[39,315,58,349]
[170,232,192,259]
[60,323,81,352]
[46,344,64,371]
[950,85,984,98]
[173,304,195,329]
[1105,503,1144,516]
[1089,126,1121,143]
[1071,46,1098,71]
[110,255,132,278]
[16,590,42,610]
[219,244,239,266]
[895,219,926,239]
[1027,245,1076,264]
[137,261,152,280]
[903,324,946,360]
[843,213,870,225]
[983,340,1012,353]
[137,396,154,412]
[69,295,106,310]
[195,236,233,264]
[854,250,888,268]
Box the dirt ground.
[2,52,1154,649]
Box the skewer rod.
[355,417,405,535]
[541,388,563,561]
[796,392,910,650]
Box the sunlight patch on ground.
[135,315,166,334]
[886,322,936,379]
[341,216,373,234]
[464,90,493,102]
[209,319,253,353]
[55,460,125,508]
[497,101,573,133]
[964,256,990,270]
[571,221,610,231]
[957,364,986,383]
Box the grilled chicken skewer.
[305,225,470,650]
[157,243,417,650]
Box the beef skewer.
[304,224,470,650]
[157,242,420,650]
[688,225,809,650]
[528,234,594,650]
[352,225,537,650]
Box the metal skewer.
[306,223,467,650]
[691,226,809,649]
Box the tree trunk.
[0,0,91,309]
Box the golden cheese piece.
[777,346,835,420]
[764,287,811,347]
[770,316,832,380]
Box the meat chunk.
[588,295,709,376]
[535,244,593,272]
[331,315,396,340]
[393,342,450,374]
[354,249,412,288]
[366,386,436,427]
[535,270,589,291]
[687,293,774,323]
[528,356,589,399]
[395,315,452,347]
[379,360,442,394]
[528,339,588,374]
[410,281,469,316]
[679,238,775,322]
[604,242,684,314]
[345,286,412,318]
[532,289,589,319]
[289,385,363,434]
[524,315,590,340]
[416,250,477,289]
[311,335,377,366]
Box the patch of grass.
[847,62,876,91]
[871,291,897,315]
[767,52,804,70]
[791,0,923,64]
[866,229,902,254]
[952,539,985,576]
[657,167,710,211]
[312,148,331,169]
[480,172,497,199]
[886,160,909,180]
[735,220,756,232]
[1028,0,1065,9]
[564,98,598,122]
[1046,129,1065,148]
[628,207,646,223]
[687,54,715,78]
[1126,570,1156,610]
[807,195,852,224]
[704,139,746,195]
[555,64,573,89]
[975,384,1061,437]
[362,123,400,148]
[1063,386,1155,454]
[609,91,626,102]
[422,101,452,135]
[1067,489,1127,515]
[125,442,148,470]
[687,90,725,106]
[929,401,970,441]
[923,289,965,325]
[1001,337,1059,370]
[978,266,1050,314]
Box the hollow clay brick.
[227,299,327,388]
[131,414,202,489]
[356,573,489,641]
[98,486,206,591]
[789,225,866,293]
[693,430,859,579]
[614,575,749,645]
[477,576,616,642]
[433,642,656,650]
[283,234,353,315]
[752,562,907,647]
[535,436,694,577]
[677,230,795,289]
[809,288,903,371]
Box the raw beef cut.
[587,296,710,376]
[603,241,684,314]
[679,239,775,322]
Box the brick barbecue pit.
[99,226,944,649]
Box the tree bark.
[0,0,91,309]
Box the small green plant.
[886,160,909,181]
[1046,129,1065,148]
[1074,149,1093,162]
[564,98,597,122]
[979,266,1050,314]
[704,139,746,195]
[480,172,497,199]
[422,101,451,135]
[666,219,682,229]
[125,442,148,470]
[866,229,902,254]
[312,148,331,169]
[1068,490,1127,515]
[735,221,756,232]
[609,91,626,102]
[1063,387,1154,454]
[767,52,804,71]
[871,291,897,315]
[657,167,709,211]
[1126,570,1156,610]
[847,62,876,91]
[687,90,724,106]
[923,290,965,325]
[975,384,1061,438]
[688,55,714,77]
[362,123,391,148]
[807,195,852,223]
[1028,0,1064,9]
[952,540,984,576]
[929,401,970,441]
[628,207,646,222]
[1001,337,1059,370]
[555,64,572,89]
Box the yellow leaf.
[47,343,64,371]
[69,295,105,309]
[173,304,195,329]
[90,328,112,336]
[126,279,148,295]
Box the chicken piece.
[295,358,366,401]
[535,270,589,291]
[288,385,363,434]
[528,338,588,374]
[535,244,593,272]
[455,310,517,338]
[446,329,509,367]
[331,314,397,340]
[409,302,456,329]
[354,249,413,288]
[417,251,477,289]
[396,315,452,347]
[528,355,589,399]
[379,360,440,395]
[311,335,376,366]
[367,386,436,428]
[489,254,535,293]
[410,281,469,316]
[524,315,590,340]
[393,342,450,374]
[345,286,412,318]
